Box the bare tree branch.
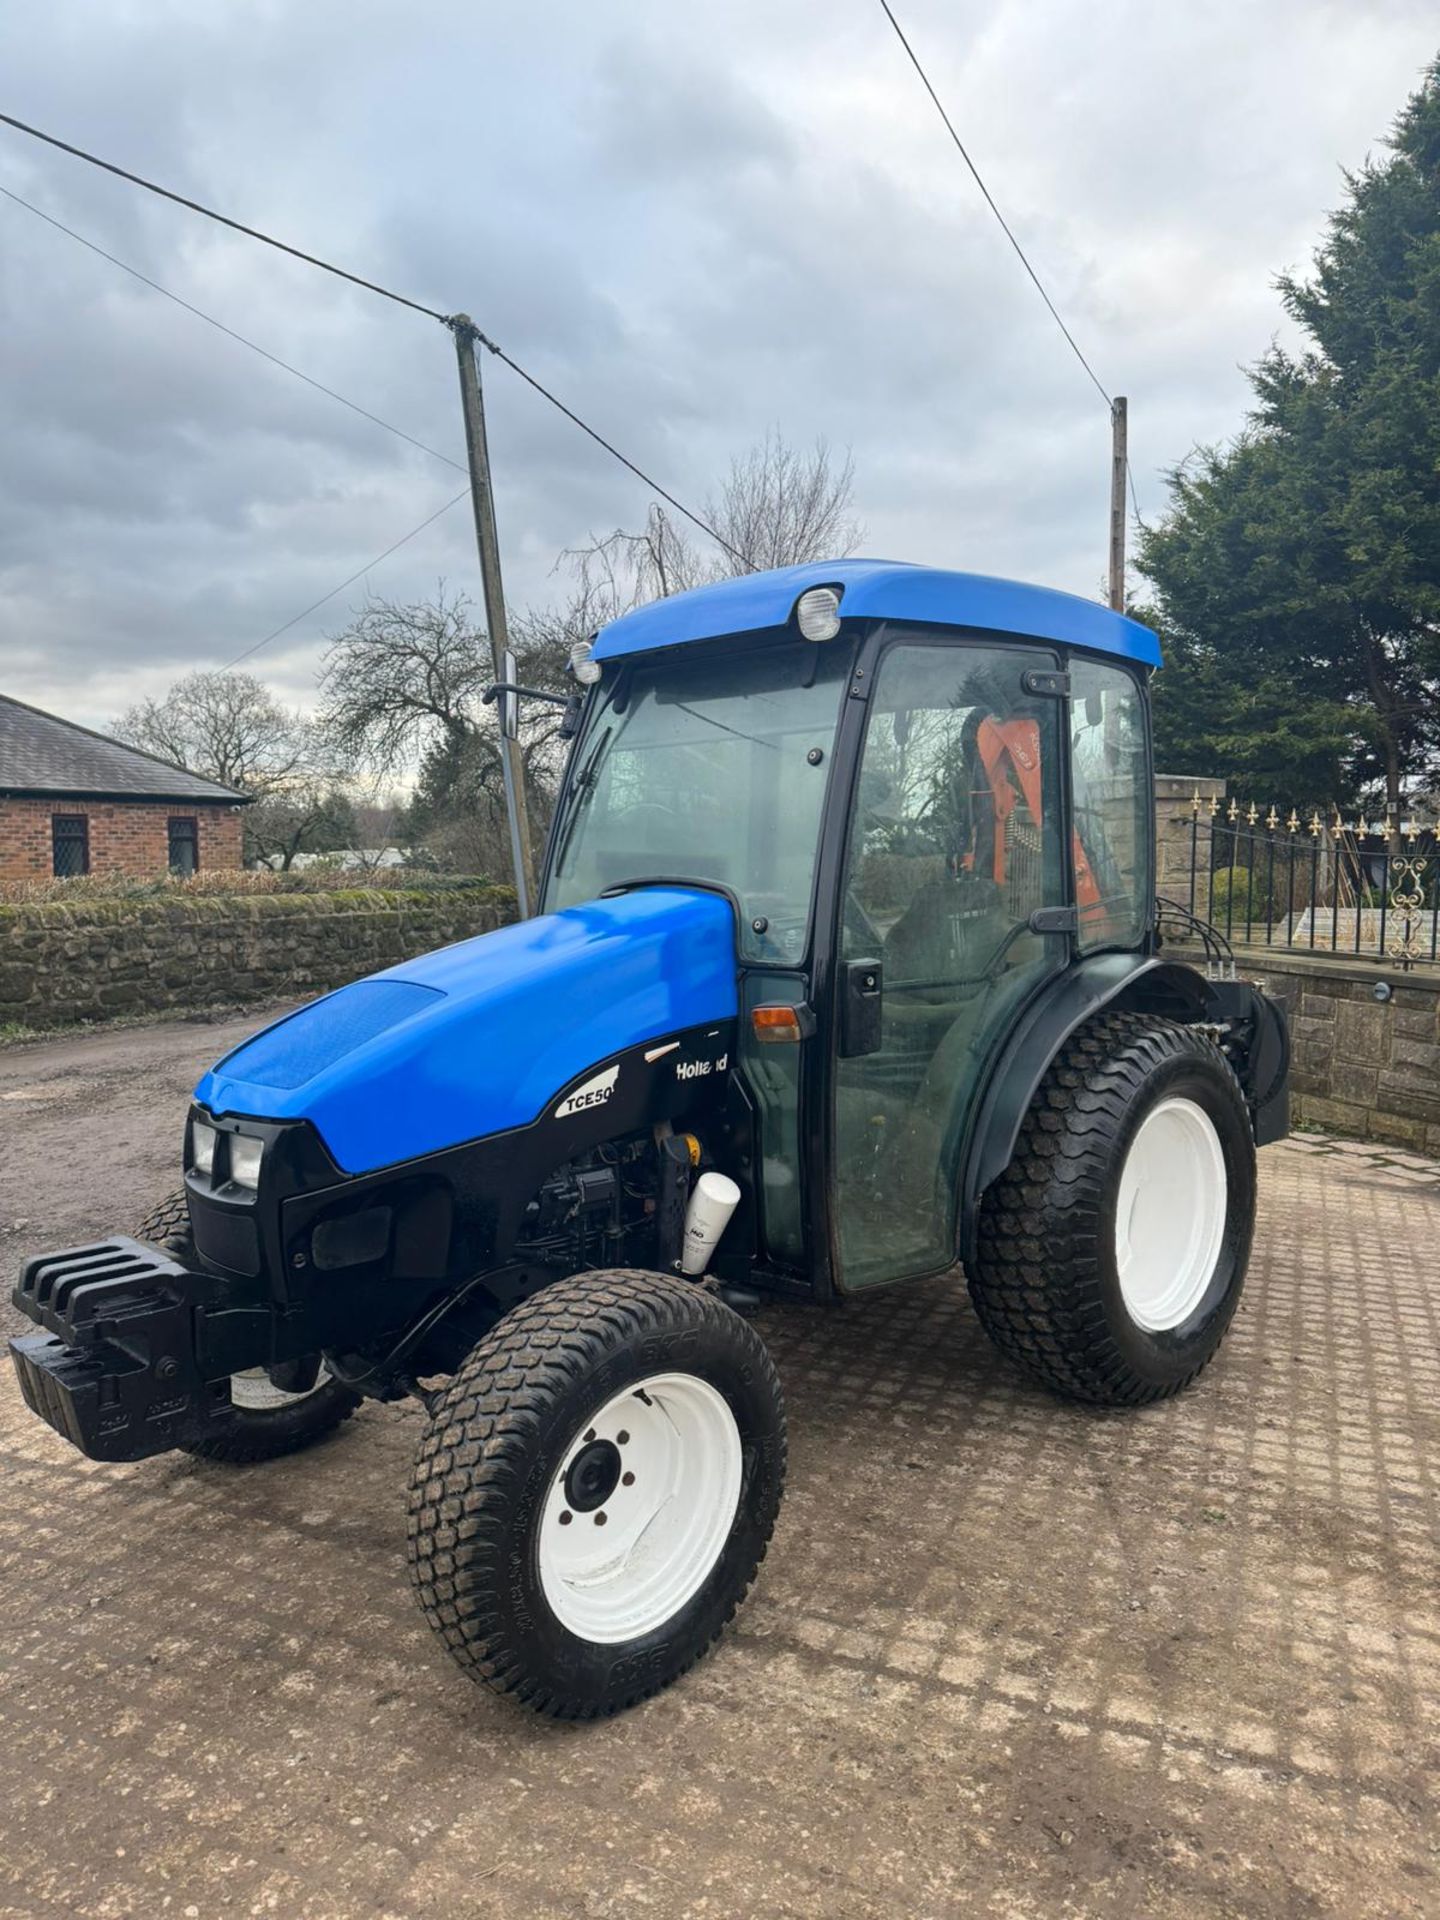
[113,670,311,797]
[561,430,862,615]
[707,431,861,575]
[315,433,864,877]
[317,584,489,774]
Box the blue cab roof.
[591,558,1162,670]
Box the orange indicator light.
[751,1006,804,1045]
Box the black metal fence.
[1172,795,1439,972]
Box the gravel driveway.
[1,1011,1437,1918]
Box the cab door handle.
[1028,906,1078,935]
[839,959,884,1058]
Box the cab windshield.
[544,637,852,962]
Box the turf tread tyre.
[969,1012,1255,1407]
[134,1190,193,1258]
[407,1268,786,1720]
[134,1191,361,1463]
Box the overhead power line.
[874,2,1143,525]
[0,107,745,562]
[874,0,1113,408]
[0,109,446,320]
[477,336,745,567]
[221,488,470,670]
[0,185,464,472]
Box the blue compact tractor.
[10,561,1289,1717]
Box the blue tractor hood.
[194,887,739,1176]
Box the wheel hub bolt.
[594,1512,608,1526]
[616,1429,630,1445]
[622,1471,635,1487]
[559,1511,572,1526]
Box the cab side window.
[1069,660,1151,951]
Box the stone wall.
[1235,950,1440,1153]
[0,886,514,1031]
[0,797,243,883]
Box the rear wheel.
[134,1191,360,1462]
[407,1268,786,1718]
[969,1013,1257,1406]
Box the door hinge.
[1021,668,1071,699]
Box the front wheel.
[969,1013,1257,1406]
[407,1269,786,1718]
[134,1191,361,1462]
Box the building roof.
[0,694,248,804]
[591,558,1163,670]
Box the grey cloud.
[1,0,1436,728]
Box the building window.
[52,814,89,878]
[168,816,199,875]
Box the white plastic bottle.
[680,1172,742,1275]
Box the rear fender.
[957,955,1201,1264]
[957,957,1290,1262]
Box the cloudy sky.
[1,1,1435,732]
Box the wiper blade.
[553,722,614,875]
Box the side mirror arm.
[481,682,572,711]
[482,680,583,744]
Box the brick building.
[0,694,247,883]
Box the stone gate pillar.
[1154,774,1225,920]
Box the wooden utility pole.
[450,315,536,916]
[1108,395,1128,613]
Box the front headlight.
[228,1134,265,1191]
[192,1120,217,1176]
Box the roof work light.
[795,586,842,641]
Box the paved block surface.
[1,1014,1437,1918]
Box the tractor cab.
[544,560,1162,1293]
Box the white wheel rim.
[1115,1096,1228,1333]
[230,1365,331,1413]
[538,1371,743,1645]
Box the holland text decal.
[676,1053,728,1081]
